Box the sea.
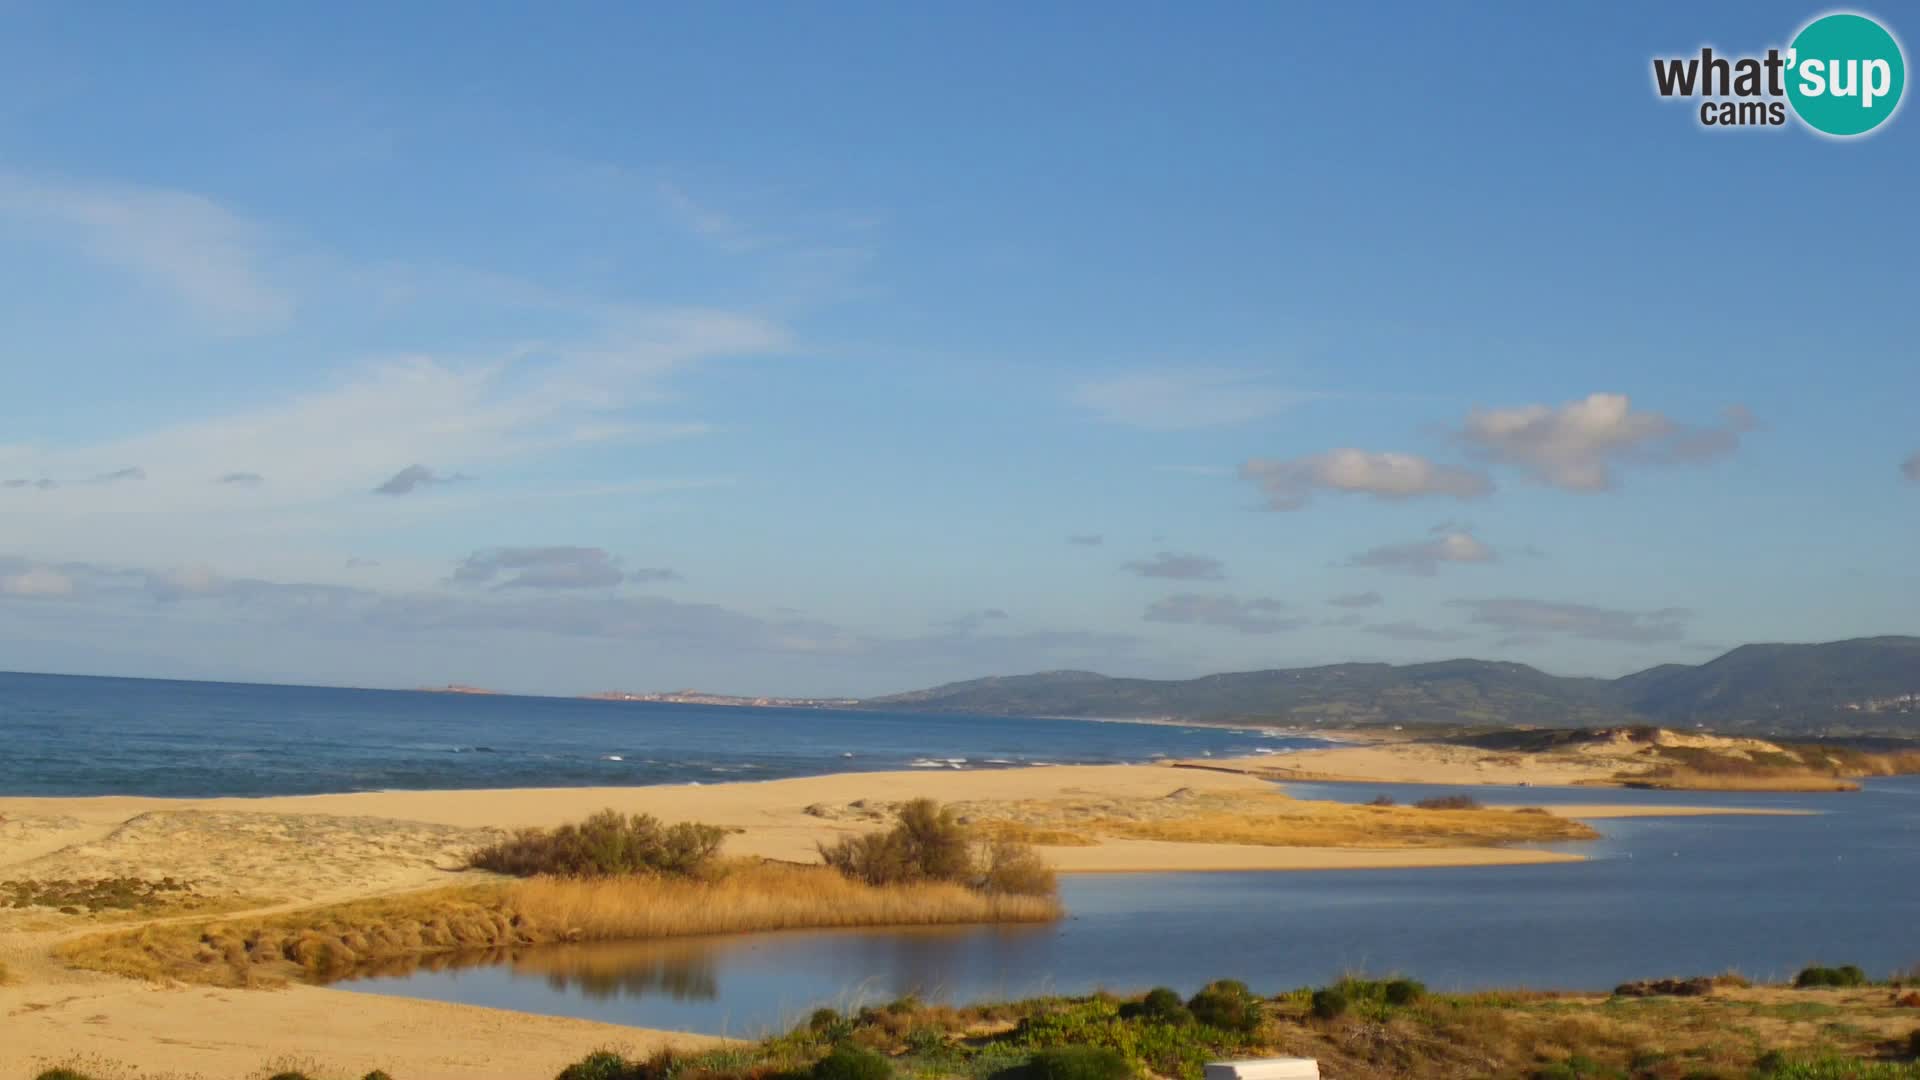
[5,669,1918,1037]
[0,670,1311,797]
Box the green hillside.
[862,636,1920,736]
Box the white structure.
[1204,1058,1321,1080]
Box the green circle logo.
[1787,12,1906,136]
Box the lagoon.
[340,777,1920,1036]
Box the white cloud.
[1347,529,1498,576]
[0,170,292,334]
[1073,370,1318,430]
[1240,449,1493,510]
[1458,392,1756,491]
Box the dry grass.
[516,862,1057,938]
[972,820,1101,847]
[968,789,1597,849]
[57,861,1059,987]
[1625,769,1862,792]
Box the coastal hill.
[861,636,1920,736]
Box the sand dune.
[0,759,1806,1080]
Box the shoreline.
[0,759,1820,1080]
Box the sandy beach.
[0,760,1805,1080]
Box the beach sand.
[0,760,1802,1079]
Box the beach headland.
[0,758,1816,1080]
[1193,725,1918,791]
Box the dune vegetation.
[960,788,1599,850]
[57,805,1059,987]
[34,968,1920,1080]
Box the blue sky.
[1,2,1915,696]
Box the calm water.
[0,670,1316,797]
[342,778,1920,1036]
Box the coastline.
[0,759,1815,1080]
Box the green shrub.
[905,1026,950,1057]
[820,799,1054,897]
[1187,979,1261,1033]
[813,1046,894,1080]
[1119,987,1192,1025]
[1309,986,1349,1020]
[1383,977,1426,1006]
[554,1049,648,1080]
[1027,1046,1133,1080]
[471,810,726,878]
[1794,965,1869,989]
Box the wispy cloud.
[1903,452,1920,484]
[0,170,292,334]
[1327,591,1383,608]
[1073,369,1319,431]
[1453,596,1690,643]
[1346,527,1498,576]
[1067,534,1105,547]
[1241,449,1493,510]
[1144,593,1298,635]
[373,464,466,496]
[90,466,146,484]
[1123,551,1227,580]
[1364,620,1472,643]
[451,546,655,590]
[216,472,265,487]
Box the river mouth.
[334,777,1920,1037]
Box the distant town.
[582,689,861,709]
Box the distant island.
[418,684,504,696]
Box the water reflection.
[342,778,1920,1037]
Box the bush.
[820,799,1054,898]
[1413,794,1484,811]
[470,810,726,878]
[1910,1029,1920,1059]
[1187,979,1262,1034]
[554,1049,648,1080]
[1795,965,1869,989]
[821,800,972,887]
[363,1073,395,1080]
[1383,977,1426,1006]
[1027,1046,1133,1080]
[1310,986,1350,1020]
[1119,986,1192,1025]
[980,837,1058,897]
[813,1046,894,1080]
[1367,795,1396,807]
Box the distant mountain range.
[860,636,1920,737]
